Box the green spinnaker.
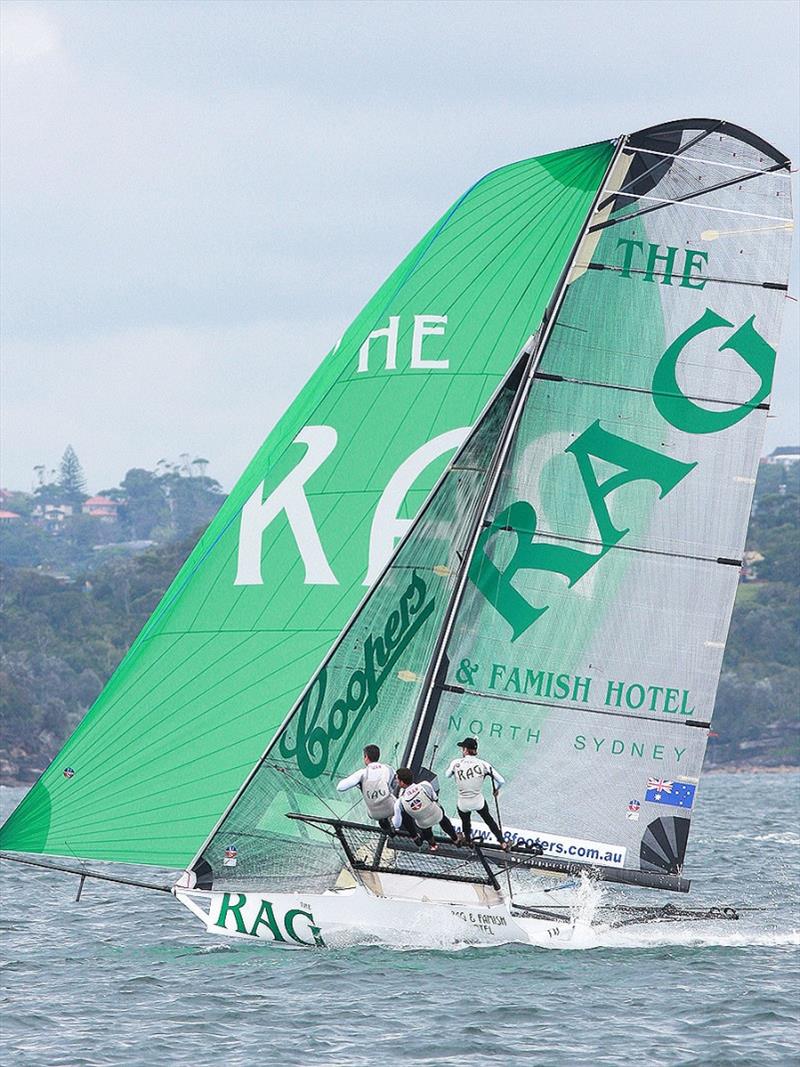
[0,140,613,865]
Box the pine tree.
[58,445,87,505]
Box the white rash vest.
[393,781,442,830]
[336,761,397,819]
[445,755,505,812]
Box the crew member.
[445,737,507,848]
[392,767,458,851]
[336,744,397,832]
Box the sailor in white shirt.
[336,745,398,832]
[445,737,507,847]
[392,767,458,851]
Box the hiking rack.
[286,813,502,890]
[286,813,693,893]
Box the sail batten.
[435,681,713,727]
[591,160,790,232]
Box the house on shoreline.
[82,496,121,521]
[763,446,800,467]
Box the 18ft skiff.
[2,119,793,949]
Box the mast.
[404,134,630,774]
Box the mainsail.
[410,121,793,885]
[0,142,612,866]
[186,120,793,894]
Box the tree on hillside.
[0,490,34,517]
[0,522,50,567]
[119,468,170,539]
[159,470,224,538]
[58,445,87,506]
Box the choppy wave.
[753,831,800,845]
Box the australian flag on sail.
[645,778,696,809]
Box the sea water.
[1,771,798,1066]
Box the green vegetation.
[709,459,800,768]
[0,452,797,782]
[0,449,224,573]
[57,445,88,507]
[0,449,226,781]
[0,539,195,781]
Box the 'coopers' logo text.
[279,570,435,778]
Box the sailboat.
[1,119,793,949]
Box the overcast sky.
[1,0,798,493]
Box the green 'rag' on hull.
[0,140,613,866]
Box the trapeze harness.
[399,782,443,829]
[450,755,501,812]
[360,762,396,820]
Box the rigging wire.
[489,781,515,904]
[273,764,350,823]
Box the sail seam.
[146,627,343,635]
[57,630,332,800]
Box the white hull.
[174,879,592,950]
